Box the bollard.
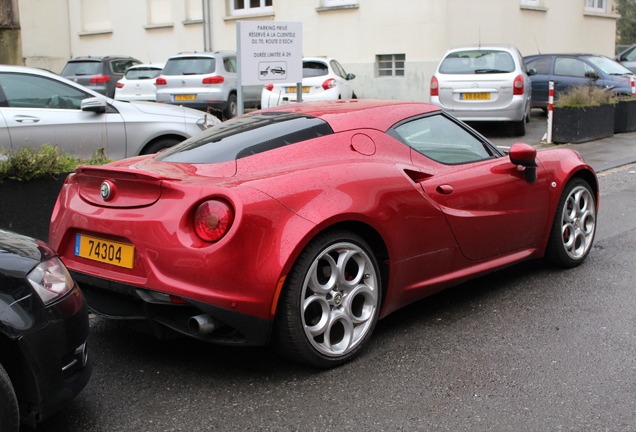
[547,80,554,144]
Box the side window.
[554,58,595,78]
[0,73,90,110]
[392,114,495,165]
[224,57,237,73]
[526,57,551,75]
[330,60,346,78]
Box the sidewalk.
[482,109,636,173]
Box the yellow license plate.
[286,87,310,93]
[75,235,135,269]
[461,93,490,100]
[175,94,196,101]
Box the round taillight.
[322,78,336,90]
[194,200,234,242]
[513,74,524,95]
[116,82,124,88]
[430,76,439,97]
[265,84,274,91]
[203,76,224,84]
[155,77,167,86]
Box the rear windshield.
[155,112,334,164]
[125,67,162,80]
[62,61,102,76]
[439,50,516,74]
[162,57,216,75]
[303,61,329,78]
[110,59,140,74]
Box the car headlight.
[27,257,74,305]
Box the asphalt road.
[30,162,636,432]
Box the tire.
[545,178,596,268]
[512,117,526,136]
[141,137,181,155]
[224,93,238,119]
[0,363,19,432]
[352,92,358,99]
[275,230,382,368]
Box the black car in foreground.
[0,230,91,431]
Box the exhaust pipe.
[188,314,218,336]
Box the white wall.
[18,0,619,101]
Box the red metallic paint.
[49,100,597,344]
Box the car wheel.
[352,92,358,99]
[512,117,526,136]
[275,230,381,368]
[545,178,596,268]
[224,93,238,119]
[140,137,182,155]
[0,363,19,432]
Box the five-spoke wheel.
[546,178,596,267]
[276,230,381,368]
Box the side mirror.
[584,71,600,81]
[509,142,537,182]
[81,97,108,113]
[527,68,537,76]
[346,73,356,80]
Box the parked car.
[524,54,635,109]
[260,57,357,108]
[61,56,141,98]
[0,65,219,159]
[114,63,164,102]
[49,99,598,369]
[0,229,91,431]
[430,45,533,136]
[614,44,636,74]
[155,51,261,119]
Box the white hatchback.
[115,63,164,102]
[430,45,534,136]
[261,57,356,108]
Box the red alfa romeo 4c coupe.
[49,100,598,368]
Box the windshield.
[162,58,216,75]
[155,112,334,164]
[303,61,328,78]
[585,56,633,75]
[62,61,102,76]
[125,67,162,80]
[439,50,516,74]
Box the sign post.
[237,21,303,115]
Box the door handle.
[14,115,40,123]
[436,184,454,195]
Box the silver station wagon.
[430,45,534,136]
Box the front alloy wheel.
[276,230,381,368]
[546,178,596,267]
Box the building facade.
[12,0,620,103]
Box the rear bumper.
[71,271,272,346]
[431,96,527,122]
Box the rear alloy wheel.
[0,363,19,432]
[545,178,596,267]
[276,230,381,368]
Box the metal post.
[296,82,302,103]
[202,0,212,52]
[236,22,244,116]
[547,80,554,144]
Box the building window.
[185,0,202,21]
[377,54,405,77]
[520,0,540,6]
[148,0,172,25]
[322,0,357,6]
[230,0,273,16]
[80,0,112,32]
[585,0,607,13]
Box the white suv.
[155,52,260,119]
